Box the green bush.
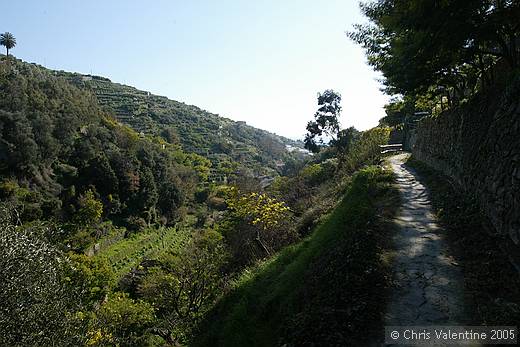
[139,229,228,345]
[0,205,86,346]
[340,127,391,174]
[75,189,103,226]
[87,292,155,346]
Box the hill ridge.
[50,68,307,178]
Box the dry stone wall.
[411,77,520,258]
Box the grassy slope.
[406,158,520,326]
[192,166,398,346]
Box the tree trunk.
[255,231,270,257]
[151,328,176,346]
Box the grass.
[191,165,399,346]
[95,226,191,279]
[406,157,520,326]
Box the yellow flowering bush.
[224,187,290,230]
[219,187,296,266]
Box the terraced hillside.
[57,72,308,179]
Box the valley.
[1,1,519,345]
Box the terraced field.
[57,72,307,179]
[96,226,191,278]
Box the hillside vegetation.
[58,70,307,179]
[193,166,398,346]
[0,57,207,243]
[1,53,396,346]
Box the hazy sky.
[3,0,388,140]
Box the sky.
[3,0,389,140]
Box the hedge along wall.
[411,76,520,269]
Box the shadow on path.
[384,154,476,346]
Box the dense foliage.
[0,57,201,246]
[350,0,520,128]
[350,0,520,98]
[139,230,228,344]
[0,206,83,346]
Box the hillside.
[0,56,204,237]
[55,70,307,179]
[192,166,398,346]
[1,53,396,346]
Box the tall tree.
[349,0,520,99]
[0,32,16,56]
[304,89,342,153]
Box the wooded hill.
[0,56,307,243]
[0,56,202,240]
[56,70,307,180]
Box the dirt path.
[385,154,468,329]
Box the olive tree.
[0,204,85,346]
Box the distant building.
[285,144,311,155]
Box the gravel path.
[384,154,472,345]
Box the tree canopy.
[0,58,198,246]
[304,89,342,153]
[349,0,520,100]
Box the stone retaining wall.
[411,77,520,260]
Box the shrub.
[87,292,155,346]
[340,127,391,174]
[139,230,228,344]
[75,189,103,226]
[0,204,85,346]
[219,187,298,266]
[125,215,147,232]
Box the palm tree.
[0,32,16,56]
